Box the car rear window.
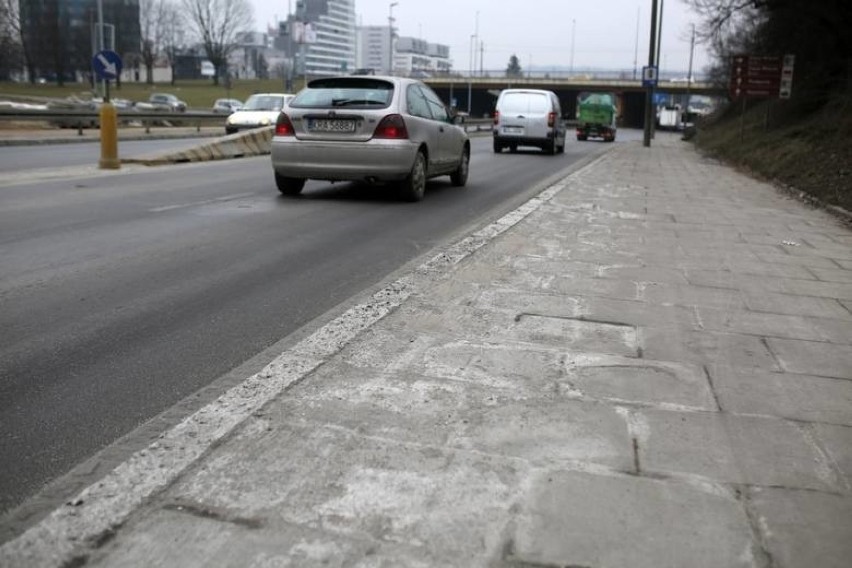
[500,92,549,114]
[290,78,393,109]
[243,95,285,111]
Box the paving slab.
[765,337,852,379]
[640,410,844,491]
[711,369,852,425]
[748,487,852,568]
[509,470,757,568]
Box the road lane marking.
[148,192,257,213]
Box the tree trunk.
[146,63,153,84]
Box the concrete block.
[564,353,717,410]
[812,423,852,490]
[642,282,747,310]
[641,410,844,491]
[765,338,852,379]
[749,487,852,568]
[167,422,523,561]
[695,307,852,344]
[510,470,756,568]
[711,369,852,426]
[641,328,780,371]
[809,266,852,284]
[744,292,852,320]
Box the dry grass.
[693,94,852,212]
[0,78,307,109]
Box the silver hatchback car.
[271,76,470,201]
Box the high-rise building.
[19,0,141,83]
[276,0,356,77]
[355,25,391,74]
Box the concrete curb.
[122,127,274,165]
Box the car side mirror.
[452,114,465,125]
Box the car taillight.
[275,113,295,136]
[373,114,409,139]
[548,111,557,127]
[493,110,500,125]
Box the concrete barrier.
[122,126,274,165]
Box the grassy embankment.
[0,78,307,109]
[692,94,851,213]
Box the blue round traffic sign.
[93,50,123,80]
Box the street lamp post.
[467,33,475,113]
[570,19,576,75]
[388,2,398,75]
[643,0,659,147]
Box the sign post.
[729,54,795,140]
[92,49,123,170]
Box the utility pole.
[97,0,106,100]
[633,6,640,80]
[388,2,398,75]
[685,23,695,126]
[643,0,659,147]
[651,0,664,139]
[569,19,576,74]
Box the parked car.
[148,93,187,112]
[271,75,470,201]
[213,98,243,114]
[225,93,294,134]
[492,88,566,154]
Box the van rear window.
[291,78,394,109]
[500,93,549,113]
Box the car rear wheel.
[545,139,556,155]
[400,151,427,202]
[493,139,502,153]
[275,173,305,196]
[450,147,469,187]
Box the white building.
[395,36,451,77]
[356,27,451,77]
[277,0,356,77]
[356,25,392,74]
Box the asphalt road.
[0,132,631,529]
[0,138,218,172]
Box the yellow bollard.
[99,102,120,169]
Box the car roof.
[246,93,294,98]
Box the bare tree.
[162,2,185,85]
[180,0,253,85]
[0,0,21,79]
[140,0,168,83]
[684,0,852,96]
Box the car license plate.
[309,119,356,132]
[502,126,523,134]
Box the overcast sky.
[251,0,709,76]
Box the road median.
[122,127,274,165]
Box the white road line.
[148,192,257,212]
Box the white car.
[225,93,294,134]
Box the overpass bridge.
[424,77,724,128]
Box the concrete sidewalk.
[3,135,851,567]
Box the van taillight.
[548,111,557,127]
[373,114,409,139]
[275,113,295,136]
[493,110,500,125]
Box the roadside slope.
[693,94,851,215]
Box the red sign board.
[729,54,795,99]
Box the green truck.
[575,92,618,142]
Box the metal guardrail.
[0,107,496,135]
[0,107,227,136]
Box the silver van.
[492,89,566,154]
